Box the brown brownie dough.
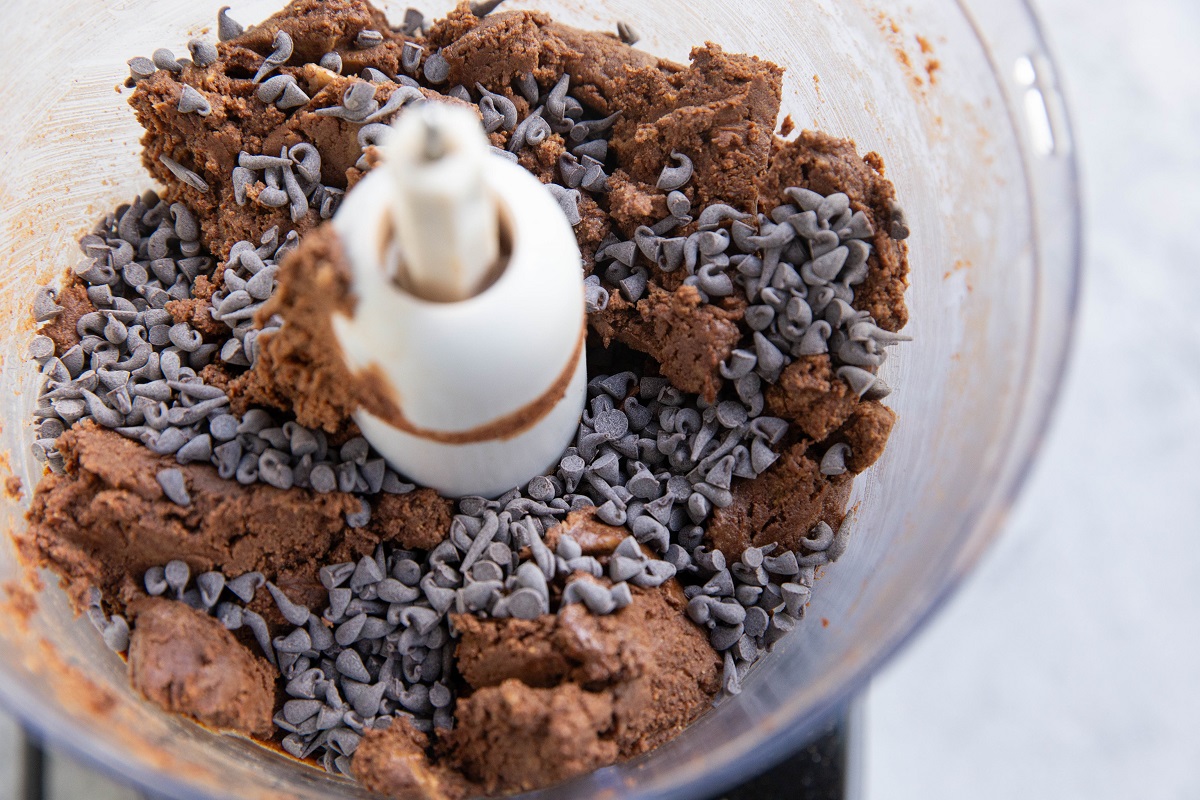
[40,280,95,355]
[368,490,454,551]
[576,191,613,273]
[451,580,720,763]
[448,680,618,795]
[547,508,628,555]
[605,170,671,237]
[440,10,561,91]
[23,423,448,611]
[127,597,275,738]
[228,223,359,431]
[165,273,224,336]
[837,400,897,474]
[230,0,394,67]
[766,355,860,441]
[590,284,742,403]
[706,441,852,560]
[516,133,569,182]
[610,43,783,211]
[452,613,569,691]
[354,719,474,800]
[431,7,666,116]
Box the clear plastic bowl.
[0,0,1080,797]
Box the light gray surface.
[865,0,1200,797]
[44,745,141,800]
[0,724,139,800]
[1,714,19,800]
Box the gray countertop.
[865,0,1200,797]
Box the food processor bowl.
[0,0,1079,797]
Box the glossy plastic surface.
[0,1,1079,798]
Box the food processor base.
[14,699,858,800]
[710,700,858,800]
